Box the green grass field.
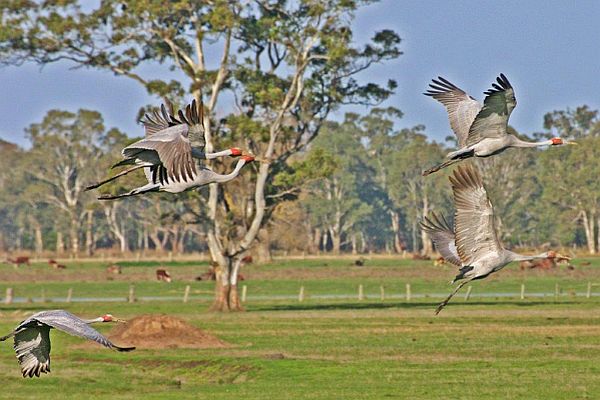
[0,257,599,399]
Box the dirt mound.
[109,314,228,349]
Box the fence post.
[587,282,592,299]
[464,286,472,301]
[183,285,190,303]
[380,285,385,301]
[358,284,364,301]
[554,283,560,300]
[405,283,411,302]
[5,288,13,305]
[241,285,247,303]
[66,288,73,303]
[298,286,305,302]
[520,284,525,300]
[128,285,136,303]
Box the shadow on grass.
[255,299,584,312]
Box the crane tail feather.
[111,157,136,169]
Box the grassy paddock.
[0,257,599,399]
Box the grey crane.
[86,99,254,200]
[422,74,576,176]
[0,310,134,378]
[420,165,570,314]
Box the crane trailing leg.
[422,159,460,176]
[85,164,149,191]
[97,184,160,200]
[0,328,25,342]
[422,149,474,176]
[435,278,473,315]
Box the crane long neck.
[213,159,247,183]
[510,136,553,148]
[205,149,232,160]
[191,148,232,160]
[84,317,104,324]
[508,251,548,262]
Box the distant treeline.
[1,105,599,257]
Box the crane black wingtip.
[115,346,136,352]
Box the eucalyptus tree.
[23,110,119,255]
[0,140,27,252]
[361,107,408,252]
[536,106,600,253]
[387,129,448,253]
[0,0,401,309]
[473,128,540,247]
[303,117,374,254]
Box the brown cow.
[106,264,122,274]
[196,262,244,281]
[241,255,253,264]
[6,256,30,268]
[520,258,556,270]
[48,259,67,269]
[433,257,446,267]
[156,268,172,282]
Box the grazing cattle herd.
[0,254,576,285]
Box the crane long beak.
[555,253,571,261]
[566,141,578,146]
[114,318,128,323]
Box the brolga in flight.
[86,99,255,200]
[420,165,570,314]
[0,310,134,378]
[422,74,576,176]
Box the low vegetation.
[0,258,599,399]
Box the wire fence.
[2,283,600,304]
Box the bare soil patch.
[109,314,228,349]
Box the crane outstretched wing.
[124,124,195,183]
[29,310,134,352]
[424,77,482,148]
[14,324,51,378]
[142,101,176,136]
[449,165,504,265]
[10,310,134,378]
[466,74,516,146]
[420,212,461,266]
[121,100,205,183]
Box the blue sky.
[1,0,599,146]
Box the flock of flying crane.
[0,74,577,377]
[420,73,573,314]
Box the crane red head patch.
[230,148,242,157]
[102,314,114,322]
[547,251,557,259]
[551,137,563,145]
[242,155,255,162]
